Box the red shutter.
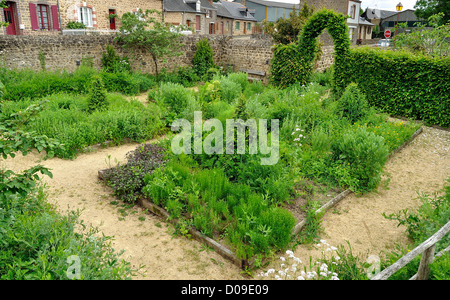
[51,5,60,30]
[29,3,39,30]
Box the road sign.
[384,30,391,38]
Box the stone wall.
[0,34,336,81]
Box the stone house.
[0,0,165,35]
[58,0,163,31]
[163,0,217,35]
[347,0,374,44]
[213,0,257,35]
[1,0,61,35]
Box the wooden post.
[416,245,436,280]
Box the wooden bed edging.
[136,197,246,269]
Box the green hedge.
[270,9,351,95]
[346,47,450,127]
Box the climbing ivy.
[270,9,351,96]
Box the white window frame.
[78,7,93,27]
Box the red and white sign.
[384,30,391,38]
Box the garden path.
[2,126,449,279]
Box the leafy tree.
[114,9,186,75]
[262,2,315,44]
[415,0,450,25]
[395,13,450,58]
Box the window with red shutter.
[29,3,39,30]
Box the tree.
[415,0,450,25]
[114,9,186,75]
[395,13,450,58]
[262,2,315,44]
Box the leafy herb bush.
[0,67,157,101]
[192,38,215,78]
[154,82,195,115]
[103,143,167,203]
[87,75,109,113]
[101,45,131,73]
[331,126,389,192]
[336,83,369,124]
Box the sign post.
[384,30,391,39]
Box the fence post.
[416,245,436,280]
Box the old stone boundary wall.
[0,35,335,82]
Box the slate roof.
[163,0,216,13]
[214,0,257,21]
[359,17,375,26]
[243,0,300,9]
[364,8,398,20]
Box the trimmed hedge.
[346,47,450,127]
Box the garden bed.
[97,125,423,269]
[95,71,423,269]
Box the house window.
[109,9,116,30]
[247,22,251,31]
[78,6,93,27]
[206,10,210,18]
[236,21,240,30]
[350,5,356,19]
[37,4,49,30]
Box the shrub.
[155,82,195,115]
[101,45,131,73]
[103,143,167,203]
[67,21,86,29]
[87,76,108,113]
[336,83,369,124]
[345,47,450,127]
[192,38,215,77]
[331,126,389,192]
[219,77,242,103]
[270,8,351,94]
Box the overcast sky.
[259,0,418,11]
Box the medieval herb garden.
[0,8,449,280]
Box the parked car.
[376,39,392,47]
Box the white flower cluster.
[291,127,306,146]
[257,240,340,281]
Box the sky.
[259,0,418,11]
